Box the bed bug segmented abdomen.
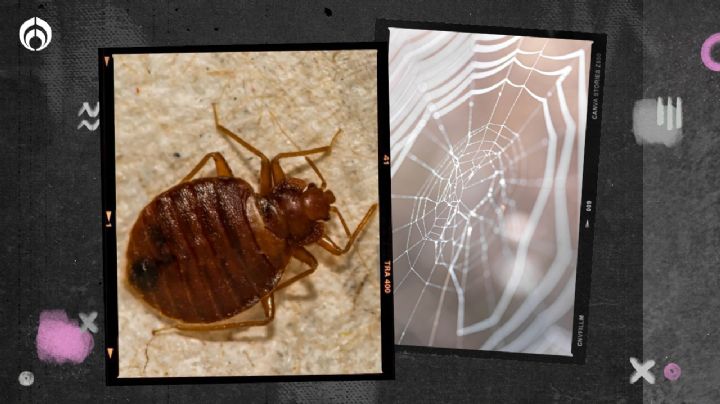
[126,177,286,325]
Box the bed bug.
[125,104,377,333]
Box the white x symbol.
[630,357,655,384]
[79,312,98,333]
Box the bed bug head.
[263,179,335,245]
[301,182,335,221]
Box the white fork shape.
[656,96,683,130]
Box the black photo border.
[375,19,607,365]
[99,41,394,385]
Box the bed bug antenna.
[266,106,342,189]
[266,107,303,151]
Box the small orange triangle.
[104,56,110,66]
[107,348,114,358]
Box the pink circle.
[664,362,682,381]
[701,33,720,71]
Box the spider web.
[389,29,592,355]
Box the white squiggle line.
[78,102,100,117]
[78,120,100,131]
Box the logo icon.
[19,17,52,52]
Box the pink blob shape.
[701,33,720,72]
[664,362,682,381]
[36,310,94,364]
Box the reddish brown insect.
[125,104,377,333]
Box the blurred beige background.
[113,49,380,377]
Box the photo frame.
[377,20,606,363]
[100,42,394,384]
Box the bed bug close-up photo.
[110,49,382,378]
[125,104,378,334]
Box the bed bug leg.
[330,206,372,293]
[265,108,335,188]
[269,128,342,184]
[142,295,274,372]
[160,294,276,332]
[316,203,378,255]
[275,247,319,292]
[212,103,273,195]
[150,324,177,336]
[330,206,351,237]
[180,152,233,183]
[304,158,327,189]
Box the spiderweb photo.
[389,27,594,356]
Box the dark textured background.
[2,0,709,402]
[642,1,720,403]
